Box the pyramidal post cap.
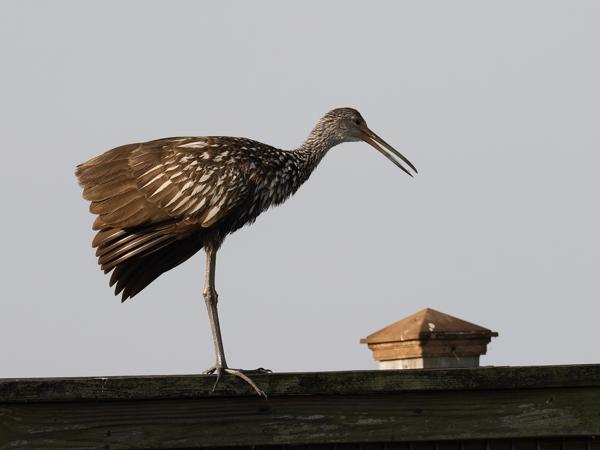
[361,308,498,370]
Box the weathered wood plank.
[2,365,600,403]
[1,387,599,449]
[2,365,600,449]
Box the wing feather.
[78,136,252,233]
[77,142,171,229]
[131,138,250,227]
[75,136,268,301]
[89,188,139,215]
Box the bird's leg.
[203,246,227,370]
[202,246,266,398]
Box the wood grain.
[1,365,600,449]
[2,365,600,403]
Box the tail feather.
[92,222,203,300]
[96,222,178,272]
[95,231,139,257]
[110,232,203,301]
[99,233,175,272]
[92,228,126,248]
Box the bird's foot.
[203,365,269,398]
[203,365,272,375]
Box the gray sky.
[1,1,599,378]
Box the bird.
[75,107,417,396]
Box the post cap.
[361,308,498,369]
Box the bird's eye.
[353,117,362,125]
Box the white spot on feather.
[203,194,230,224]
[188,197,207,214]
[203,206,222,223]
[178,141,207,149]
[140,165,162,178]
[172,196,192,211]
[165,191,184,207]
[152,180,172,196]
[191,184,205,195]
[141,173,163,189]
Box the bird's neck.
[300,120,341,154]
[249,133,336,214]
[290,141,332,185]
[293,126,339,172]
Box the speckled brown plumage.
[76,107,417,395]
[76,135,329,300]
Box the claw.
[224,368,267,398]
[211,367,223,393]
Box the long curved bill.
[361,128,418,177]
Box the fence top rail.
[2,364,599,403]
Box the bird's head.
[310,107,417,177]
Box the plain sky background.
[1,1,599,378]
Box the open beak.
[360,128,418,177]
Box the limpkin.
[76,107,417,396]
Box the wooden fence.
[1,364,599,449]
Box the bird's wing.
[77,137,251,289]
[77,142,174,230]
[77,137,251,231]
[131,137,250,228]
